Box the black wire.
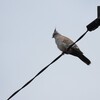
[7,30,89,100]
[7,52,64,100]
[67,30,88,51]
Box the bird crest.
[54,28,57,33]
[52,28,59,38]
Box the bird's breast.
[55,39,68,52]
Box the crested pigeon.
[52,29,91,65]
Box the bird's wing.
[62,36,83,53]
[62,36,77,48]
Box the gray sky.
[0,0,100,100]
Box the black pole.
[97,6,100,18]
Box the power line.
[7,29,89,100]
[7,52,64,100]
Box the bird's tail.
[78,54,91,65]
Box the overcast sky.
[0,0,100,100]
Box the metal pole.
[97,6,100,18]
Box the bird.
[52,29,91,65]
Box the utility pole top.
[86,6,100,31]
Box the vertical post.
[97,6,100,18]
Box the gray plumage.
[52,29,91,65]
